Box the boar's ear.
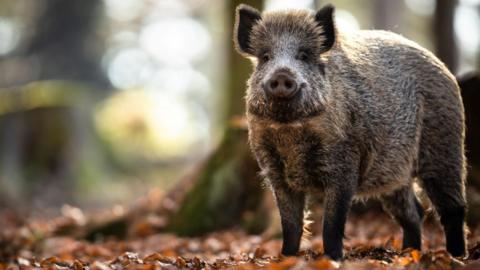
[315,4,336,52]
[234,4,262,56]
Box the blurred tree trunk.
[167,0,267,236]
[433,0,458,73]
[459,73,480,225]
[0,0,107,211]
[2,0,108,88]
[374,0,405,32]
[224,0,254,123]
[460,74,480,187]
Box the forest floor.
[2,191,480,269]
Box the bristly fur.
[250,10,327,55]
[234,4,467,260]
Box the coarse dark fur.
[233,4,467,260]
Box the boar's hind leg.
[418,117,467,257]
[420,171,466,257]
[273,186,306,256]
[419,172,466,256]
[380,185,424,250]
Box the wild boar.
[233,4,467,260]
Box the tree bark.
[433,0,458,73]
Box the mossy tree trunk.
[167,0,267,236]
[167,126,267,235]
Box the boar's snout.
[263,71,300,99]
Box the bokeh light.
[105,48,154,89]
[104,0,145,22]
[336,9,361,33]
[139,18,211,64]
[265,0,314,10]
[100,0,214,162]
[455,4,480,55]
[405,0,436,16]
[95,89,209,159]
[0,18,20,55]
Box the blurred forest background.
[0,0,479,232]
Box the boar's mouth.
[248,89,324,123]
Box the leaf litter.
[1,194,480,269]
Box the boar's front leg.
[322,181,354,260]
[272,184,306,256]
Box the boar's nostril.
[265,72,299,99]
[270,80,279,89]
[285,79,293,89]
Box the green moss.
[168,127,266,236]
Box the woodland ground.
[1,190,480,270]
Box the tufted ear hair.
[234,4,262,56]
[315,4,336,52]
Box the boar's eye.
[261,52,271,62]
[297,50,310,62]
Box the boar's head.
[234,4,337,123]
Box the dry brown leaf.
[411,249,421,263]
[312,258,339,269]
[175,256,186,268]
[398,256,412,266]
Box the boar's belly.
[355,159,413,197]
